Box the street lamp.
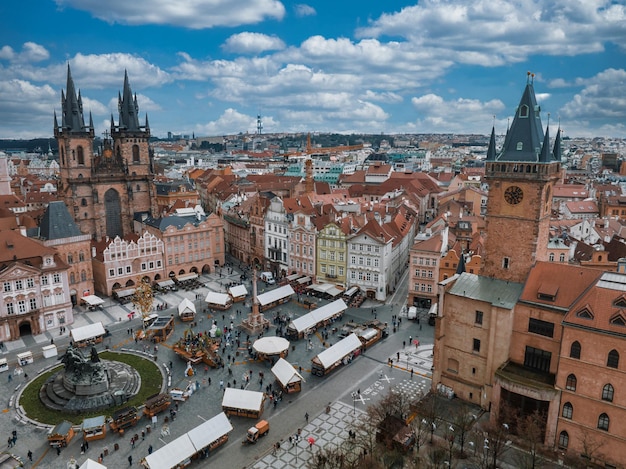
[351,392,357,415]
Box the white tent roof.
[205,291,231,306]
[326,287,343,297]
[187,412,232,450]
[315,333,362,369]
[176,272,198,282]
[143,433,196,469]
[79,459,107,469]
[286,273,301,281]
[228,284,248,298]
[297,276,311,284]
[221,388,264,412]
[114,288,134,298]
[178,298,196,316]
[290,299,348,334]
[157,279,174,287]
[253,337,290,355]
[272,358,305,386]
[71,322,106,343]
[82,295,104,306]
[257,284,295,306]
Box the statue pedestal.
[240,312,270,335]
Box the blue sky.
[1,0,625,140]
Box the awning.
[178,298,196,316]
[205,292,231,306]
[257,284,295,306]
[228,284,248,298]
[82,416,106,431]
[297,276,312,285]
[114,289,134,298]
[187,412,233,450]
[82,295,104,306]
[71,322,106,343]
[326,287,343,298]
[176,273,198,282]
[157,279,175,287]
[343,286,358,297]
[315,333,362,369]
[272,358,305,386]
[222,388,264,412]
[286,273,301,282]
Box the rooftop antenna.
[256,112,263,135]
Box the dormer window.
[516,142,523,151]
[519,105,529,118]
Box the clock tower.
[482,74,561,283]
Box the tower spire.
[486,125,497,161]
[61,64,86,133]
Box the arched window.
[562,402,573,419]
[566,374,577,391]
[69,272,75,284]
[570,341,581,359]
[602,384,614,402]
[79,252,85,262]
[598,413,609,431]
[549,253,555,262]
[559,253,565,262]
[558,431,569,449]
[519,105,529,118]
[77,145,85,165]
[608,349,619,368]
[81,271,87,282]
[81,198,87,206]
[132,144,140,163]
[67,253,73,264]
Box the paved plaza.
[0,262,433,469]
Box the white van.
[260,272,275,285]
[407,307,417,320]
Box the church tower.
[481,73,561,283]
[55,66,155,240]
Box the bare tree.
[513,410,548,469]
[132,277,154,322]
[412,392,442,443]
[450,400,478,458]
[472,407,512,469]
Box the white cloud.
[222,32,285,54]
[196,108,263,135]
[409,93,506,133]
[106,93,160,116]
[55,0,286,29]
[0,79,57,138]
[560,68,626,121]
[294,4,316,17]
[0,42,49,63]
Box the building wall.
[408,249,439,307]
[316,223,347,287]
[347,233,386,301]
[289,217,316,279]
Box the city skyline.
[1,0,625,140]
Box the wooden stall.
[109,406,139,434]
[228,284,248,303]
[311,333,362,376]
[286,299,347,339]
[205,292,232,311]
[16,351,34,366]
[257,285,295,312]
[143,393,171,418]
[144,316,175,343]
[271,358,304,393]
[48,421,75,447]
[82,415,106,442]
[177,298,196,322]
[70,322,106,347]
[221,389,265,419]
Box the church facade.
[55,66,156,240]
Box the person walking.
[305,412,309,423]
[27,450,33,462]
[128,455,133,466]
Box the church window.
[562,402,573,419]
[558,430,569,449]
[607,349,619,368]
[516,142,523,151]
[77,146,85,165]
[570,341,581,359]
[597,413,609,431]
[132,145,140,163]
[565,373,577,391]
[81,198,87,207]
[519,105,529,118]
[602,384,614,402]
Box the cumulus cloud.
[222,32,285,54]
[0,79,57,138]
[196,108,263,135]
[0,42,49,63]
[409,93,506,133]
[356,0,626,66]
[560,68,626,121]
[294,4,316,17]
[55,0,286,29]
[106,93,160,115]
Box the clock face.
[504,186,524,205]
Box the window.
[6,303,14,314]
[475,311,483,325]
[607,349,619,368]
[562,402,573,419]
[141,263,147,271]
[570,341,581,359]
[117,267,123,275]
[558,431,569,449]
[3,282,11,292]
[565,374,577,391]
[528,318,555,338]
[15,280,23,290]
[559,253,565,262]
[549,253,554,262]
[70,272,75,284]
[602,384,614,402]
[18,300,26,313]
[597,413,609,431]
[80,271,86,282]
[502,257,510,269]
[41,275,48,285]
[53,273,60,283]
[109,269,115,277]
[29,298,36,310]
[473,338,481,352]
[26,278,34,288]
[524,346,552,373]
[79,252,85,262]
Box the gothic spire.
[117,70,141,131]
[539,123,551,163]
[145,113,150,131]
[552,126,562,161]
[486,126,497,161]
[60,64,86,133]
[495,72,545,163]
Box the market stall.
[286,298,347,339]
[81,295,104,310]
[257,284,295,312]
[221,388,265,419]
[205,292,232,311]
[228,284,248,302]
[311,333,362,376]
[252,336,290,360]
[271,358,305,393]
[177,298,196,322]
[82,415,106,442]
[70,322,106,347]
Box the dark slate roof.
[37,201,83,240]
[155,180,194,195]
[448,272,524,310]
[493,79,559,163]
[135,212,208,231]
[59,64,89,133]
